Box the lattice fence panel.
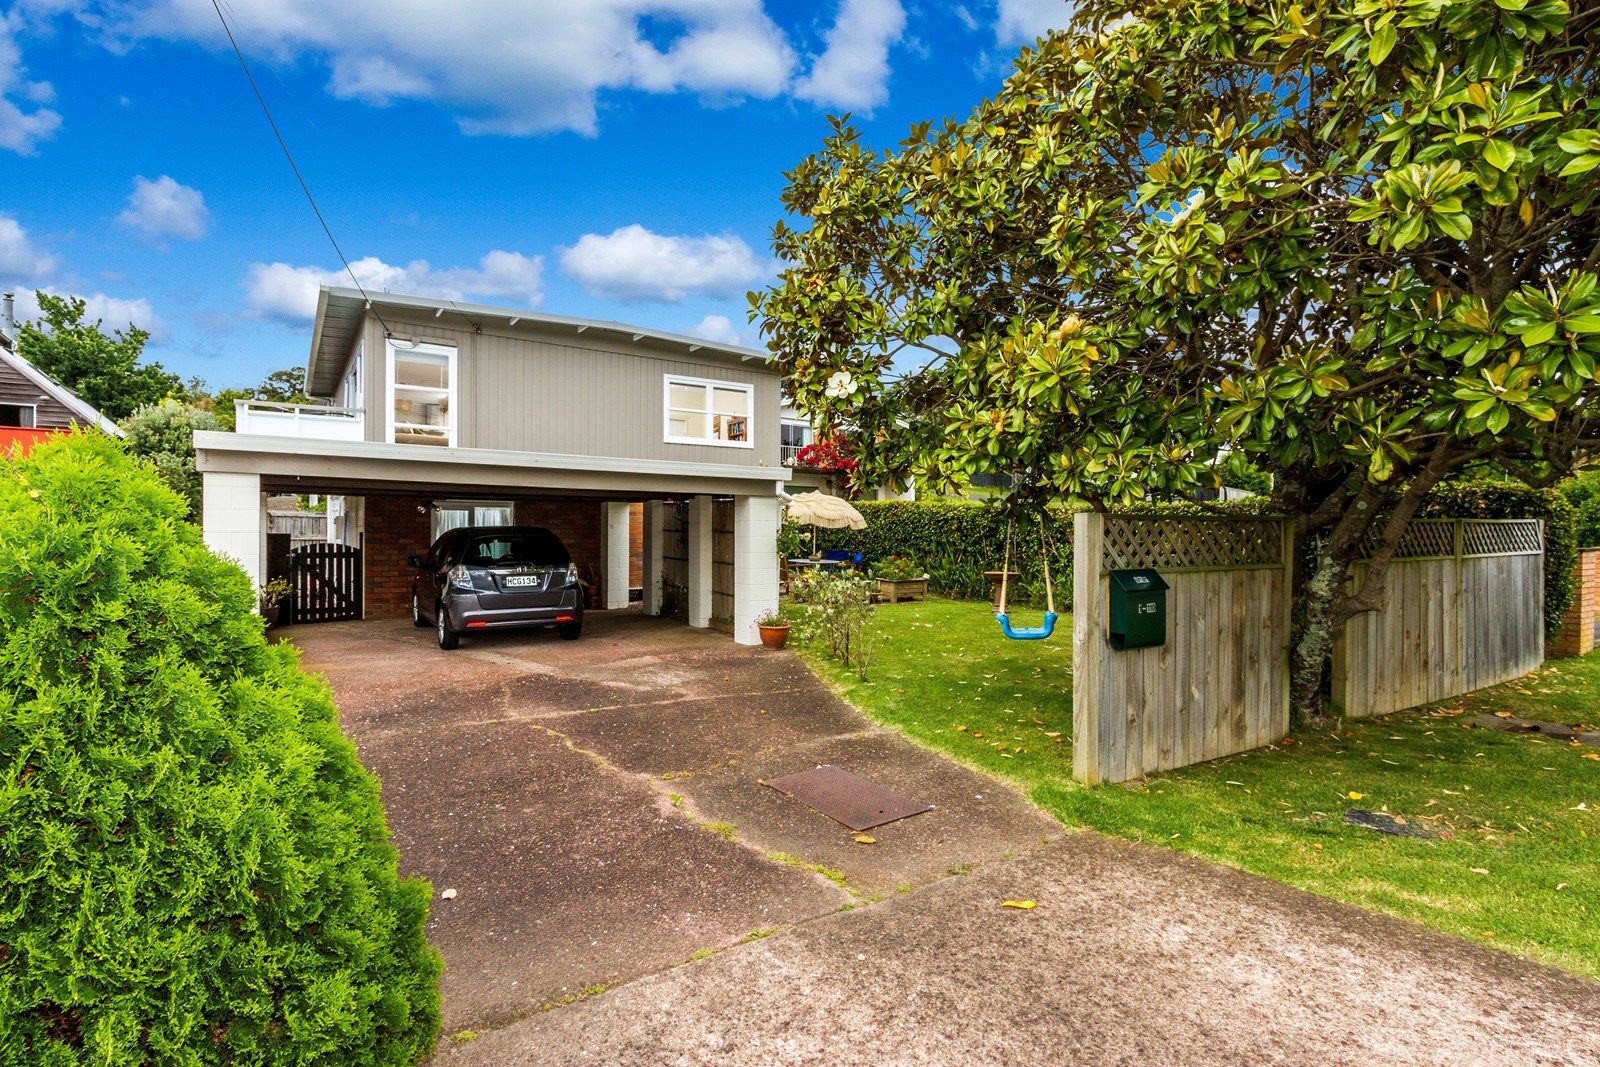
[1353,519,1457,561]
[1101,516,1283,572]
[1463,519,1543,557]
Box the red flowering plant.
[792,438,859,495]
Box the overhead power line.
[207,0,393,335]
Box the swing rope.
[996,513,1058,641]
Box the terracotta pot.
[758,623,791,649]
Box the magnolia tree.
[754,0,1600,718]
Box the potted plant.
[757,609,792,649]
[870,555,929,603]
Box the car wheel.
[412,591,429,628]
[436,604,460,650]
[559,621,582,641]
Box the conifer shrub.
[0,433,440,1064]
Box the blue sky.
[0,0,1069,390]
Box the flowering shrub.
[870,554,923,582]
[792,439,859,495]
[788,572,876,679]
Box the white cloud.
[246,250,545,323]
[560,225,768,303]
[12,287,166,339]
[995,0,1074,45]
[93,1,801,138]
[0,213,55,276]
[117,175,210,241]
[0,12,61,154]
[793,0,906,112]
[685,314,751,348]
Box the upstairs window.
[780,420,812,464]
[0,403,36,428]
[340,341,364,409]
[388,340,455,447]
[664,375,752,448]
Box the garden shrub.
[0,434,440,1065]
[1424,477,1576,640]
[807,500,1072,604]
[788,572,877,679]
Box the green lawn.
[795,596,1600,979]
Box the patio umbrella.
[785,491,866,559]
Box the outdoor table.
[983,569,1020,612]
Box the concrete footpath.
[447,833,1600,1066]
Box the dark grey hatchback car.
[408,525,583,649]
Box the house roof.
[307,286,771,398]
[0,344,123,435]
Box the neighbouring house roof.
[307,286,771,398]
[0,344,123,436]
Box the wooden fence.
[1331,519,1544,719]
[287,543,363,625]
[1073,513,1292,785]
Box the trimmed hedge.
[0,434,440,1065]
[1422,478,1577,640]
[809,487,1571,638]
[807,500,1072,606]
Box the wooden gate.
[712,499,735,631]
[288,543,363,624]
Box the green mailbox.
[1108,568,1169,650]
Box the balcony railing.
[781,442,804,465]
[235,400,365,442]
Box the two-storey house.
[196,286,788,644]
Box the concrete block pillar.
[642,500,665,616]
[202,471,266,598]
[603,501,632,610]
[687,495,714,629]
[733,494,781,646]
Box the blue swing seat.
[996,610,1059,641]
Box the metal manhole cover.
[762,764,932,831]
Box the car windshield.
[459,532,568,567]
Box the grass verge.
[795,596,1600,978]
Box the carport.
[193,431,786,644]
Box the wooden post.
[1072,512,1103,785]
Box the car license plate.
[503,575,541,588]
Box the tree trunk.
[1287,538,1356,723]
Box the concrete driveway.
[290,615,1600,1065]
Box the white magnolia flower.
[825,370,859,398]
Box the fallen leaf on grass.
[1346,791,1366,800]
[1584,753,1600,761]
[1469,868,1489,875]
[956,725,968,732]
[853,834,876,844]
[1494,711,1513,719]
[1001,900,1036,909]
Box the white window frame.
[386,339,457,447]
[431,499,515,540]
[662,373,754,449]
[0,401,38,429]
[780,418,812,463]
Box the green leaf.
[1483,139,1516,171]
[1368,21,1397,65]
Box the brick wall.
[1551,547,1600,657]
[361,494,605,618]
[629,502,644,589]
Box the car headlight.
[448,564,474,591]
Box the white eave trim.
[195,431,792,483]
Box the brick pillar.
[687,495,714,629]
[1551,547,1600,657]
[732,494,780,646]
[642,500,665,616]
[202,472,265,598]
[603,502,631,609]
